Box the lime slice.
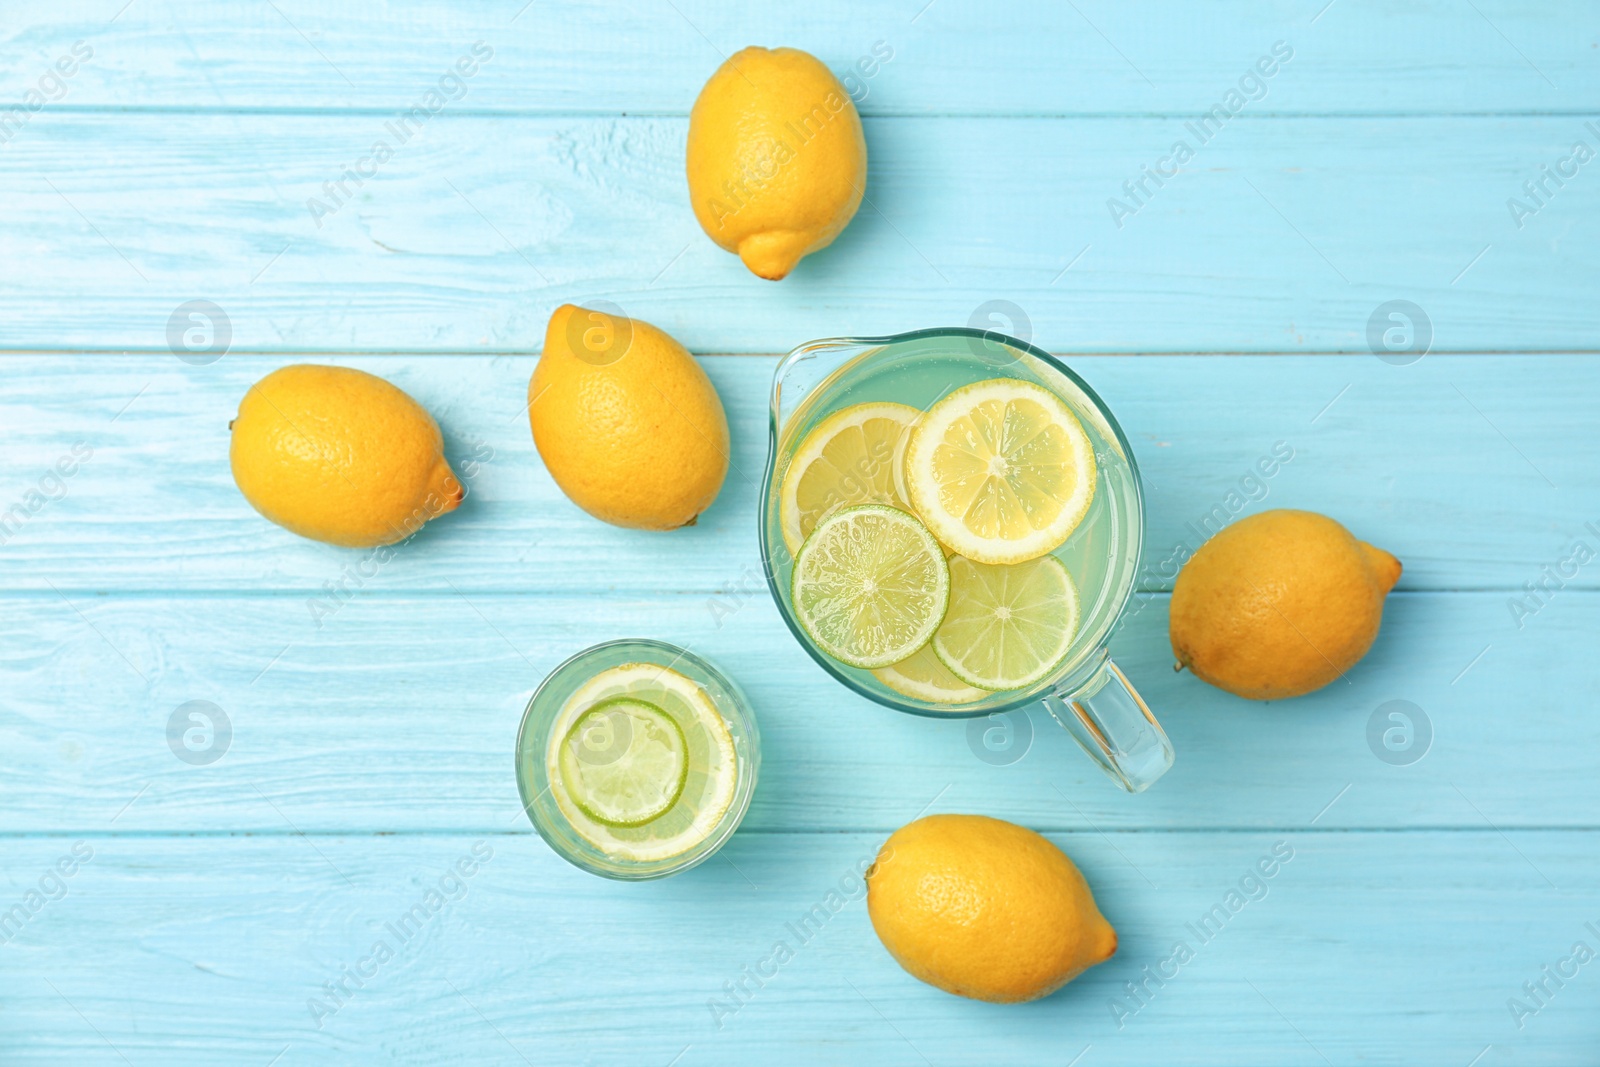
[904,378,1096,565]
[791,504,949,669]
[779,402,920,553]
[874,643,991,705]
[557,699,688,827]
[933,554,1080,690]
[546,663,738,862]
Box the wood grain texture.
[0,115,1596,352]
[1,832,1594,1065]
[3,2,1597,1062]
[3,354,1594,594]
[3,0,1594,114]
[1,587,1590,834]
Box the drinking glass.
[515,639,761,879]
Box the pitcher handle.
[1042,659,1174,793]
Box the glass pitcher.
[758,327,1174,792]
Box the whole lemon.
[687,46,866,280]
[865,815,1117,1003]
[1169,509,1402,700]
[230,365,462,547]
[530,304,729,530]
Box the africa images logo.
[1505,120,1599,231]
[1107,41,1294,229]
[306,42,494,229]
[0,41,94,146]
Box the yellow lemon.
[866,814,1117,1003]
[229,364,462,547]
[687,46,866,280]
[530,304,729,530]
[1169,509,1402,700]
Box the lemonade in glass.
[516,640,760,879]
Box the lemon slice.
[791,504,949,670]
[557,699,688,827]
[933,554,1080,691]
[904,378,1096,565]
[546,663,738,862]
[874,644,991,705]
[780,402,920,553]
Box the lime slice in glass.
[791,504,949,670]
[547,663,739,862]
[557,698,688,827]
[933,554,1080,690]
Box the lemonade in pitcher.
[759,328,1170,791]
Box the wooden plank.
[1,586,1590,833]
[4,0,1593,114]
[0,116,1596,353]
[0,830,1592,1064]
[1,354,1592,593]
[0,4,1591,1064]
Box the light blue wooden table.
[2,3,1597,1063]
